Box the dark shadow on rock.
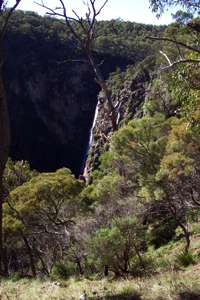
[177,292,200,300]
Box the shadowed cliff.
[3,11,163,175]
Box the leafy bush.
[51,262,76,279]
[89,217,147,276]
[10,272,23,282]
[130,255,155,276]
[155,257,171,270]
[176,251,196,267]
[148,219,178,248]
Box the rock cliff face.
[3,12,163,176]
[4,32,100,176]
[86,59,154,176]
[3,18,131,176]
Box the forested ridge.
[0,0,200,299]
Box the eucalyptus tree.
[148,0,200,70]
[0,0,22,275]
[4,168,82,276]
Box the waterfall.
[83,101,99,178]
[89,101,99,145]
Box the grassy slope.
[1,224,200,300]
[1,268,200,300]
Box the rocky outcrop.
[86,63,153,176]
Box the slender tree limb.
[190,188,200,207]
[160,50,172,65]
[0,0,22,40]
[162,59,200,70]
[159,50,200,70]
[36,0,117,131]
[36,1,83,43]
[146,35,200,54]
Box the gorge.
[4,11,164,176]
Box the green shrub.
[148,219,178,248]
[176,251,196,267]
[89,217,147,276]
[10,272,22,282]
[51,262,76,279]
[155,257,172,270]
[130,255,155,276]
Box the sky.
[15,0,175,25]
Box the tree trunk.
[104,265,109,276]
[87,53,117,131]
[76,258,84,275]
[0,48,10,274]
[35,249,49,276]
[185,231,190,253]
[133,244,145,270]
[0,2,22,273]
[21,233,36,277]
[2,234,8,276]
[179,223,190,253]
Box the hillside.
[0,1,200,298]
[2,223,200,299]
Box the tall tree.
[37,0,118,131]
[0,0,22,275]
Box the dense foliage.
[1,8,200,280]
[6,10,165,65]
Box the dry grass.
[1,224,200,299]
[0,267,200,300]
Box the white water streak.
[83,101,99,178]
[89,101,99,146]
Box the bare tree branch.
[162,59,200,70]
[160,50,172,65]
[159,50,200,71]
[146,35,200,54]
[0,0,22,40]
[36,0,117,131]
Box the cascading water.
[82,101,99,178]
[89,101,99,146]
